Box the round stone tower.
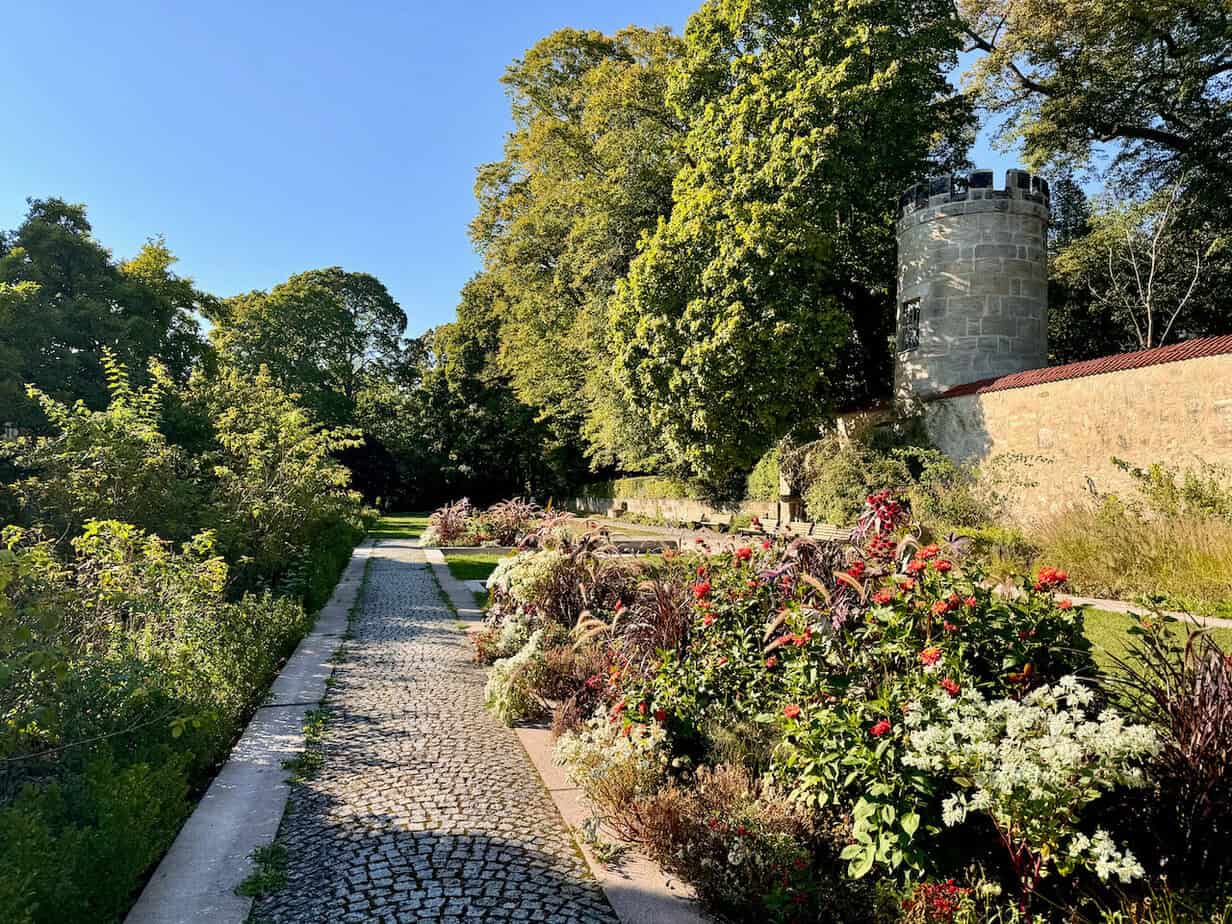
[894,168,1050,399]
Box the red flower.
[1057,598,1073,610]
[702,612,716,627]
[765,656,779,669]
[940,677,960,697]
[693,581,711,599]
[933,559,953,573]
[870,719,892,737]
[708,818,720,830]
[873,589,893,605]
[963,596,977,608]
[921,544,940,559]
[942,620,958,633]
[783,703,802,719]
[930,600,949,616]
[638,701,647,715]
[717,657,729,668]
[906,559,927,574]
[654,708,666,722]
[1034,566,1069,590]
[762,539,772,550]
[848,559,866,578]
[920,646,942,666]
[614,600,625,613]
[736,546,752,561]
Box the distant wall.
[925,351,1232,522]
[568,495,777,524]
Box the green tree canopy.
[0,199,209,429]
[211,267,407,425]
[609,0,973,494]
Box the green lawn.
[1084,607,1232,671]
[444,551,507,583]
[370,512,431,540]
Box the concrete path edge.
[431,545,709,922]
[125,539,375,924]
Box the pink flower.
[783,704,802,719]
[870,719,892,737]
[765,656,779,669]
[940,677,961,697]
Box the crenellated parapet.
[899,169,1051,220]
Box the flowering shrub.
[554,711,669,839]
[484,629,553,725]
[904,677,1157,907]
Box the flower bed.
[474,492,1232,922]
[419,497,560,547]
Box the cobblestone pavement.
[252,541,618,924]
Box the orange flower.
[920,646,942,666]
[783,703,802,719]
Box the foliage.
[210,267,408,426]
[746,447,781,502]
[0,199,209,430]
[959,0,1232,193]
[579,476,700,501]
[1105,618,1232,884]
[0,521,313,923]
[1053,186,1225,349]
[485,629,553,725]
[608,0,973,491]
[5,353,198,539]
[1032,497,1232,618]
[468,27,686,472]
[904,678,1157,907]
[1112,458,1232,523]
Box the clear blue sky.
[1,2,1017,337]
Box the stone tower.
[894,168,1050,398]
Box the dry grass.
[1033,503,1232,616]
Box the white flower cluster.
[483,629,547,725]
[554,710,668,799]
[903,676,1158,883]
[504,549,567,608]
[485,551,532,594]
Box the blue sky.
[1,2,1017,337]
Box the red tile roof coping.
[934,334,1232,399]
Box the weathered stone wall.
[896,169,1050,399]
[568,495,777,524]
[925,353,1232,523]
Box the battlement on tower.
[898,169,1051,219]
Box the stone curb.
[423,547,485,623]
[125,539,375,924]
[514,724,711,924]
[432,544,710,922]
[1071,596,1232,629]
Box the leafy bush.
[746,446,781,501]
[579,475,700,500]
[484,629,555,725]
[1113,457,1232,523]
[904,677,1157,908]
[0,521,314,923]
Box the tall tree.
[609,0,973,494]
[211,267,406,425]
[468,27,686,470]
[0,199,208,428]
[960,0,1232,191]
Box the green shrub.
[579,475,700,500]
[745,446,781,501]
[800,435,912,525]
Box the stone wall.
[568,495,777,525]
[925,352,1232,523]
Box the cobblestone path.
[252,541,618,924]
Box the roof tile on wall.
[935,334,1232,399]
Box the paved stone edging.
[126,540,375,924]
[1071,596,1232,629]
[251,540,617,923]
[430,546,709,923]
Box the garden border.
[125,539,374,924]
[428,547,709,922]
